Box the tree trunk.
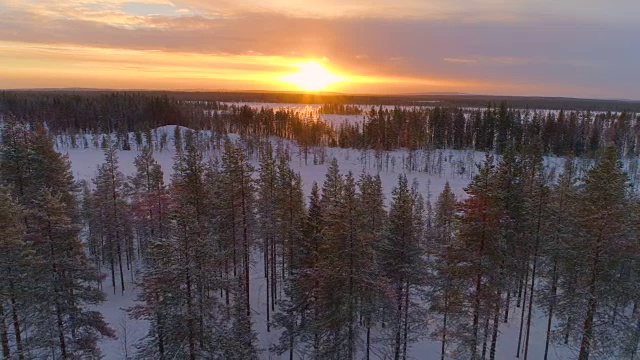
[516,259,530,358]
[348,217,355,360]
[231,195,237,278]
[56,302,68,359]
[156,308,165,359]
[630,314,640,360]
[543,261,558,360]
[578,244,600,360]
[45,219,68,360]
[271,232,277,311]
[441,296,448,360]
[481,313,490,360]
[366,320,371,360]
[564,314,572,345]
[184,225,196,360]
[472,202,488,360]
[0,305,10,359]
[10,294,24,360]
[266,235,271,332]
[504,290,511,322]
[110,253,116,295]
[240,174,250,317]
[524,240,540,360]
[489,295,501,360]
[394,281,403,360]
[289,330,294,360]
[402,282,410,360]
[490,294,500,360]
[117,241,125,295]
[516,264,524,308]
[288,189,295,276]
[224,258,230,306]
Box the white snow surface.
[59,125,580,359]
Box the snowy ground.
[61,126,579,359]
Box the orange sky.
[0,41,488,94]
[1,0,639,98]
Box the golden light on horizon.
[0,41,494,94]
[280,60,345,91]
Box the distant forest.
[1,91,640,157]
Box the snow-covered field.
[60,126,581,359]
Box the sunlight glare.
[280,60,345,91]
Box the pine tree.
[491,149,526,360]
[257,142,278,331]
[218,277,260,360]
[539,155,579,358]
[563,147,634,359]
[446,155,502,359]
[80,180,103,287]
[272,182,321,359]
[130,147,168,258]
[381,174,427,360]
[357,173,387,359]
[314,159,348,359]
[0,188,30,360]
[170,130,214,359]
[275,148,305,292]
[129,234,175,359]
[219,139,256,318]
[1,121,114,359]
[92,142,133,295]
[316,171,364,359]
[0,119,34,202]
[520,148,551,360]
[429,182,458,360]
[28,191,116,358]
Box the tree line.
[3,92,640,159]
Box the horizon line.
[2,87,639,103]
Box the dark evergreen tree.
[429,182,459,360]
[380,174,427,360]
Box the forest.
[2,91,640,158]
[1,91,640,359]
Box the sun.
[280,60,344,91]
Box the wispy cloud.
[443,58,477,64]
[444,57,529,65]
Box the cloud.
[1,1,639,98]
[444,58,478,64]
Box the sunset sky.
[1,0,639,99]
